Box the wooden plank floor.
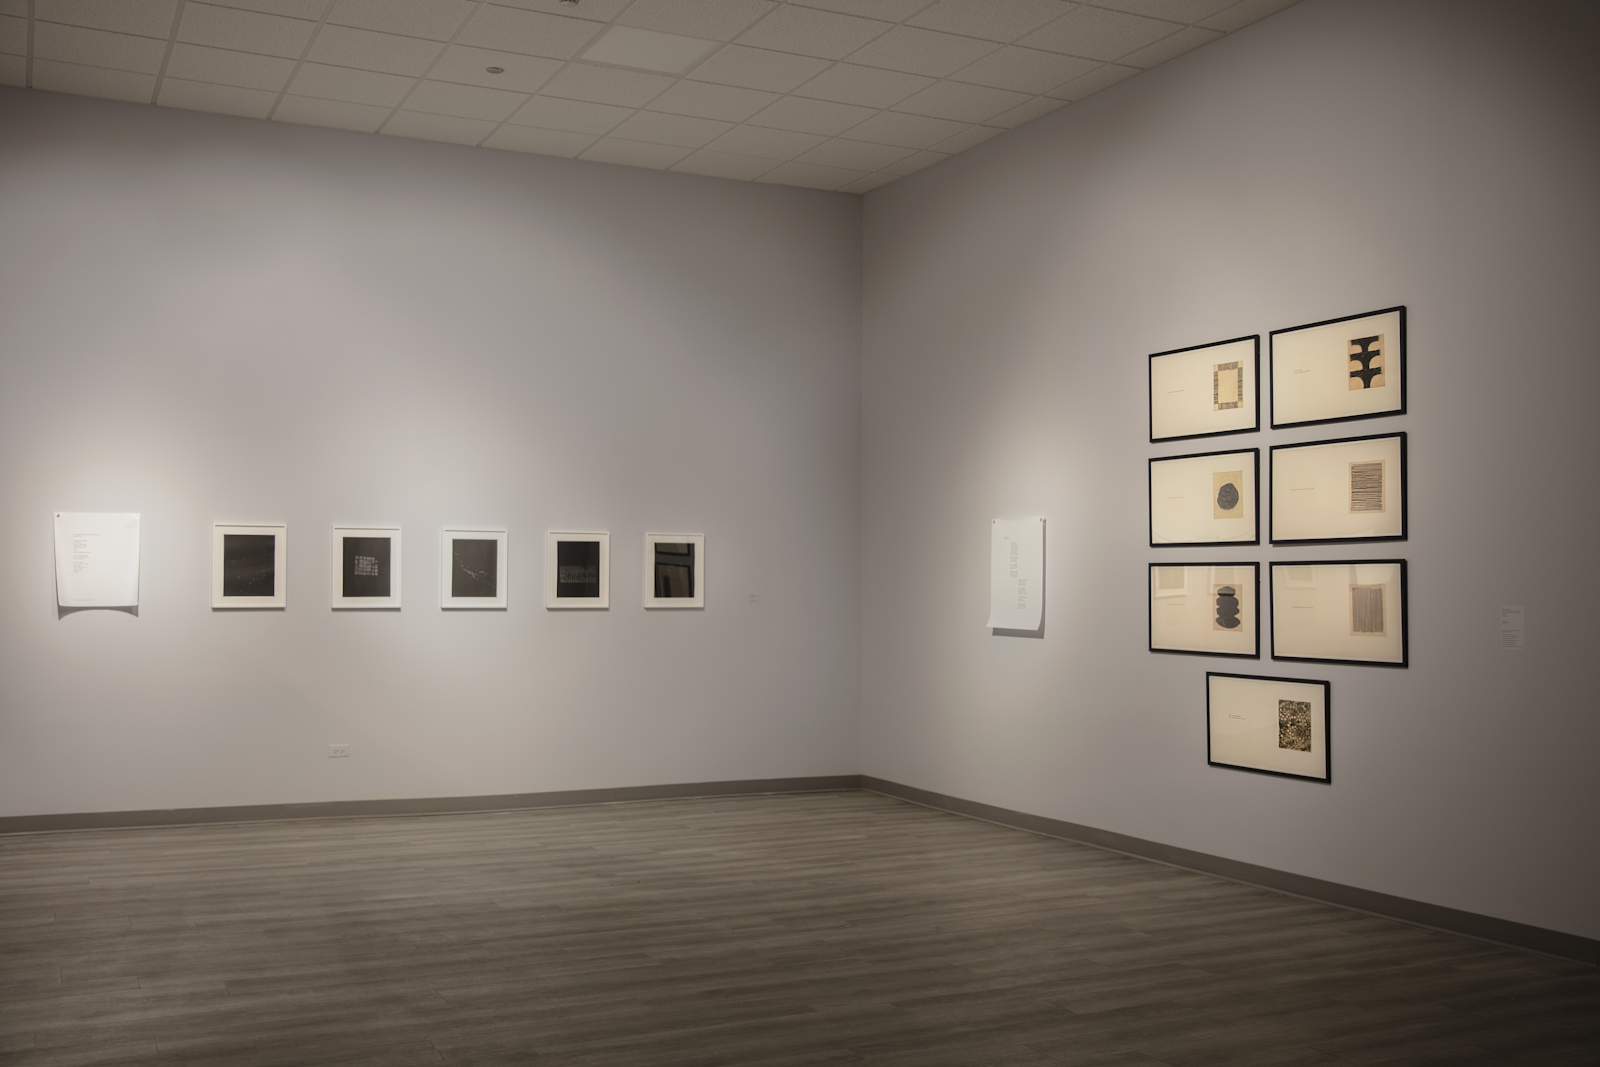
[0,791,1593,1066]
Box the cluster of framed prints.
[1146,306,1411,783]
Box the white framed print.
[54,512,141,608]
[442,528,507,609]
[1207,672,1330,782]
[331,526,400,609]
[212,524,286,608]
[546,531,609,609]
[644,533,703,609]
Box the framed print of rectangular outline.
[331,526,401,609]
[644,533,704,609]
[1149,563,1259,658]
[1271,306,1405,428]
[54,512,141,608]
[1149,448,1259,547]
[442,528,507,609]
[988,517,1044,631]
[1207,672,1330,783]
[1270,560,1407,667]
[1149,335,1259,442]
[546,531,609,609]
[1270,432,1406,545]
[212,524,286,608]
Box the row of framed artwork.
[1149,306,1405,442]
[1150,560,1406,668]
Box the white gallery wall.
[0,87,863,816]
[860,0,1600,940]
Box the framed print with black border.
[547,531,609,609]
[1271,432,1406,545]
[1270,560,1407,667]
[1149,335,1259,442]
[442,528,507,609]
[1149,448,1259,546]
[644,533,703,609]
[1207,672,1330,782]
[1271,306,1405,428]
[212,523,286,608]
[331,526,400,609]
[1150,562,1259,658]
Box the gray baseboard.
[861,776,1598,970]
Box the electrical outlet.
[329,744,350,758]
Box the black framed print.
[1149,448,1259,547]
[1270,560,1408,667]
[1270,432,1407,545]
[1150,562,1259,658]
[1149,335,1259,443]
[1207,672,1330,783]
[1270,306,1405,428]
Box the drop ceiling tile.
[686,45,828,93]
[539,62,673,107]
[907,0,1071,42]
[274,92,390,131]
[705,123,823,158]
[1199,0,1304,33]
[840,108,966,148]
[671,148,781,180]
[0,14,25,54]
[406,79,528,121]
[1096,0,1237,21]
[31,57,156,101]
[1043,60,1138,99]
[35,0,178,39]
[0,54,23,85]
[647,80,777,122]
[305,26,443,76]
[579,137,693,169]
[456,6,602,60]
[952,45,1097,94]
[609,109,732,149]
[580,26,719,75]
[382,109,498,145]
[845,26,995,78]
[289,62,414,107]
[736,6,891,61]
[792,0,929,19]
[881,148,948,175]
[797,137,913,172]
[177,3,316,59]
[756,160,864,190]
[986,93,1066,127]
[327,0,476,42]
[838,171,899,194]
[166,43,296,91]
[508,94,633,134]
[483,123,597,157]
[618,0,774,42]
[794,64,929,109]
[1021,5,1178,61]
[34,23,167,74]
[0,0,21,14]
[159,77,278,118]
[932,122,1002,153]
[206,0,326,18]
[748,95,876,136]
[428,46,561,93]
[1118,24,1221,67]
[893,80,1028,123]
[489,0,624,19]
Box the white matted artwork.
[1149,335,1259,442]
[1271,560,1407,667]
[212,524,286,608]
[442,529,507,609]
[1149,449,1258,546]
[54,512,141,608]
[331,526,401,609]
[1271,306,1405,428]
[644,533,703,609]
[1149,563,1258,657]
[547,531,609,609]
[988,517,1044,631]
[1207,672,1330,782]
[1270,433,1406,544]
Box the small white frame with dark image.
[546,531,608,609]
[1149,563,1258,658]
[1149,335,1259,442]
[1149,448,1259,546]
[1271,306,1405,428]
[442,528,507,609]
[331,526,401,609]
[1207,672,1330,782]
[1270,432,1406,544]
[644,533,703,609]
[1270,560,1407,667]
[212,524,286,608]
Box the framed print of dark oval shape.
[1271,306,1405,428]
[1270,432,1407,545]
[1149,335,1259,442]
[1149,448,1259,547]
[1150,562,1260,658]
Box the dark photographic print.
[557,540,601,599]
[342,536,391,598]
[654,542,694,598]
[452,538,498,598]
[1278,699,1313,751]
[223,534,275,597]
